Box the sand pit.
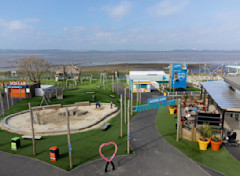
[2,103,118,135]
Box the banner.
[148,96,167,104]
[135,99,177,112]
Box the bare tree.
[18,56,50,84]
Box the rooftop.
[201,81,240,112]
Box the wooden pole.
[112,75,114,92]
[131,86,133,116]
[124,88,127,124]
[127,99,130,154]
[28,103,36,156]
[136,82,139,106]
[176,99,181,142]
[139,83,141,105]
[6,89,9,110]
[120,94,123,137]
[116,78,118,94]
[66,108,73,169]
[0,90,4,116]
[11,87,13,105]
[19,87,22,101]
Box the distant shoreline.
[0,63,201,72]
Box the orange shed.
[6,81,40,98]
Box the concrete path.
[72,109,209,176]
[0,84,216,176]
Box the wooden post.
[112,75,114,92]
[28,103,36,156]
[0,90,4,116]
[139,83,141,105]
[19,87,22,101]
[11,87,13,105]
[176,99,181,142]
[124,88,127,124]
[136,82,139,106]
[127,99,130,154]
[192,127,196,142]
[179,122,182,138]
[116,78,118,94]
[203,90,206,106]
[66,108,73,169]
[207,95,210,111]
[6,90,9,110]
[120,95,123,137]
[131,87,133,116]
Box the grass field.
[0,79,132,171]
[164,87,200,92]
[156,107,240,176]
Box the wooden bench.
[22,135,42,140]
[86,92,95,94]
[102,123,111,131]
[197,113,221,126]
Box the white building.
[128,71,169,92]
[35,85,55,96]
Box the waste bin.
[11,137,21,151]
[49,146,59,161]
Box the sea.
[0,50,240,71]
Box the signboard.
[69,143,72,152]
[170,64,188,88]
[6,85,26,88]
[26,88,30,93]
[148,96,167,104]
[10,81,26,86]
[135,99,177,112]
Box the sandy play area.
[4,103,118,135]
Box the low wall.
[181,127,200,142]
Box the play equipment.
[49,146,59,161]
[11,137,21,151]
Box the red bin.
[49,146,59,161]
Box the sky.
[0,0,240,50]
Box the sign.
[135,99,177,112]
[69,143,72,152]
[9,81,26,86]
[6,85,26,88]
[26,88,30,93]
[148,96,167,104]
[171,64,188,88]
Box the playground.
[3,103,118,135]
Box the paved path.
[0,84,219,176]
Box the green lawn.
[164,87,200,92]
[0,79,132,171]
[156,107,240,176]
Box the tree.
[18,56,50,84]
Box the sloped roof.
[56,66,79,74]
[201,81,240,112]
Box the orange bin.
[49,146,59,161]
